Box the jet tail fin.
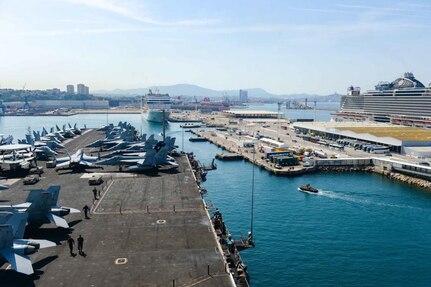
[0,248,34,275]
[5,212,28,239]
[155,146,169,165]
[169,137,176,150]
[47,213,69,228]
[25,134,34,146]
[0,224,13,246]
[142,149,156,167]
[47,186,61,207]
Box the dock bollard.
[207,264,210,276]
[146,205,149,213]
[173,205,176,212]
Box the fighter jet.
[43,127,65,142]
[18,133,58,159]
[55,149,100,171]
[33,130,64,150]
[0,212,56,275]
[60,124,75,138]
[97,134,150,152]
[154,146,179,169]
[87,128,138,149]
[69,123,81,135]
[126,149,158,172]
[0,135,13,146]
[97,123,114,132]
[0,145,35,170]
[120,134,158,152]
[99,135,171,158]
[0,186,80,228]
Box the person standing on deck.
[77,235,84,254]
[67,236,75,256]
[82,204,90,219]
[92,187,98,201]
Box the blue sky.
[0,0,430,94]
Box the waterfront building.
[66,85,75,94]
[33,100,109,110]
[239,89,248,103]
[335,73,431,127]
[46,88,61,94]
[224,110,282,119]
[293,121,431,155]
[0,100,5,115]
[77,83,89,95]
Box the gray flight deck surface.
[0,129,234,287]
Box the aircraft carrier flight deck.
[0,129,235,287]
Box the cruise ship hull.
[336,73,431,126]
[143,110,170,123]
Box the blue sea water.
[1,110,431,286]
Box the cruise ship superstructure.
[335,73,431,127]
[142,90,171,123]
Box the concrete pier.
[193,129,315,176]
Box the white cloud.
[0,27,162,37]
[63,0,219,26]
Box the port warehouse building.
[224,110,283,119]
[292,121,431,157]
[32,100,109,110]
[3,100,110,110]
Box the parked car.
[89,175,103,185]
[30,166,44,175]
[23,175,40,185]
[46,160,57,168]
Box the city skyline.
[1,0,430,94]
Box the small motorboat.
[298,184,319,194]
[180,123,203,128]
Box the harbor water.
[1,108,431,286]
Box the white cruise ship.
[142,90,171,123]
[335,73,431,127]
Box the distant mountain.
[94,84,222,97]
[94,83,321,99]
[316,93,342,102]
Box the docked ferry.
[142,90,171,123]
[335,73,431,127]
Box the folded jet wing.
[0,212,56,274]
[0,186,79,229]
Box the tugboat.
[298,184,319,194]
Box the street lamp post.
[250,147,255,236]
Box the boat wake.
[315,189,424,211]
